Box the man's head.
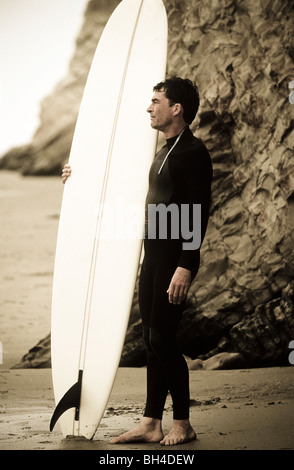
[147,77,199,136]
[153,77,199,125]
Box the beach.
[0,171,62,369]
[0,170,294,451]
[1,366,294,451]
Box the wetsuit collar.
[158,126,188,175]
[166,126,189,149]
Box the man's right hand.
[61,163,72,184]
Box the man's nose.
[147,104,152,113]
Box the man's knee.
[143,326,162,355]
[149,327,162,354]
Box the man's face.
[147,89,174,132]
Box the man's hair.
[153,77,200,125]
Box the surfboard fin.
[50,370,83,432]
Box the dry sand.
[1,170,294,452]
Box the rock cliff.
[7,0,294,369]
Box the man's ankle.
[142,416,162,427]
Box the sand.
[0,171,62,368]
[0,367,294,451]
[1,170,294,452]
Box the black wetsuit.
[139,127,212,420]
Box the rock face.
[6,0,294,369]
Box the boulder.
[188,352,246,370]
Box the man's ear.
[172,103,183,117]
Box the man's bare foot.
[110,417,164,444]
[160,419,196,446]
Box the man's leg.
[145,326,196,445]
[143,325,169,420]
[143,262,196,445]
[110,253,197,445]
[140,260,196,445]
[110,260,164,444]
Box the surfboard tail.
[50,370,83,432]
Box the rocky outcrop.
[6,0,294,369]
[181,281,294,367]
[228,281,294,366]
[0,0,121,175]
[13,334,51,369]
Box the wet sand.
[1,366,294,450]
[0,170,294,452]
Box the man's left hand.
[167,267,191,305]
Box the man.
[62,77,212,446]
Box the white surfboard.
[50,0,167,439]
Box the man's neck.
[162,122,188,140]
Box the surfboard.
[49,0,167,439]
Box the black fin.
[50,369,83,432]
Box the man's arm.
[168,141,212,305]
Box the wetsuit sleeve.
[177,141,212,272]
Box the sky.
[0,0,89,156]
